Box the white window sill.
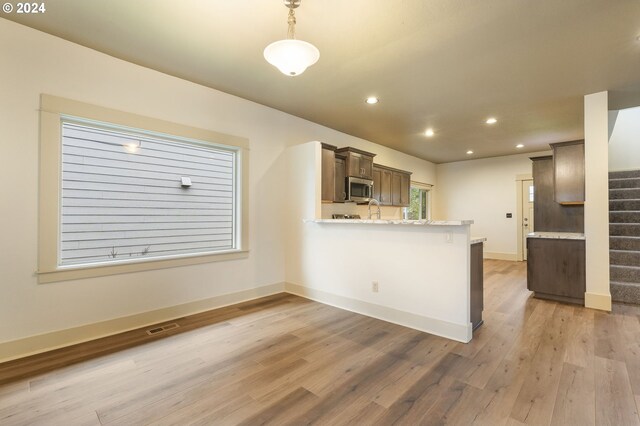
[37,250,249,283]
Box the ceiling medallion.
[264,0,320,76]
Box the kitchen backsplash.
[321,202,405,220]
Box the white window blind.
[60,121,237,266]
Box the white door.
[522,179,534,260]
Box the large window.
[60,121,237,266]
[39,95,249,283]
[406,182,432,220]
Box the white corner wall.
[584,91,611,311]
[0,20,439,358]
[609,106,640,172]
[434,152,550,259]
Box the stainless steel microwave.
[346,176,373,203]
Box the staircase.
[609,170,640,304]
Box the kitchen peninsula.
[296,218,484,343]
[286,141,483,343]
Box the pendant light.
[264,0,319,76]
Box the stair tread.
[611,264,640,270]
[610,249,640,253]
[611,280,640,286]
[610,236,640,239]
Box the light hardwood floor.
[1,260,639,425]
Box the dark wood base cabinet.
[470,242,484,331]
[527,238,585,304]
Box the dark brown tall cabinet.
[527,141,586,305]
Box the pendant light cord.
[287,8,296,39]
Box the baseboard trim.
[0,282,285,363]
[284,282,472,343]
[585,291,612,311]
[484,252,518,261]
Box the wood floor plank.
[1,260,639,425]
[595,356,640,426]
[237,387,319,426]
[330,401,386,426]
[564,307,595,368]
[509,303,573,425]
[372,353,462,425]
[549,362,595,426]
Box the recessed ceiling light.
[466,150,474,155]
[516,144,524,148]
[485,117,497,124]
[425,128,435,137]
[365,97,379,105]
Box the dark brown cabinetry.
[373,164,411,207]
[527,238,585,304]
[334,154,346,202]
[335,147,375,179]
[551,140,585,205]
[321,144,336,203]
[470,241,484,331]
[531,156,584,233]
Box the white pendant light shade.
[264,39,320,76]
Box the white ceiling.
[5,0,640,163]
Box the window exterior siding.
[60,122,237,266]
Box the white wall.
[434,151,550,259]
[609,106,640,172]
[584,92,611,311]
[0,20,438,350]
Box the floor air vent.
[146,323,180,336]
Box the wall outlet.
[372,281,379,293]
[446,232,453,243]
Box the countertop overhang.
[527,231,585,240]
[305,219,474,226]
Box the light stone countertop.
[526,231,585,240]
[305,219,474,226]
[470,237,487,244]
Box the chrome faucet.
[368,199,381,220]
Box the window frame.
[38,94,250,283]
[408,181,433,220]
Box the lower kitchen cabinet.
[527,237,585,304]
[470,241,484,331]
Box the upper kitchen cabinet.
[321,143,337,203]
[334,153,346,202]
[531,155,584,232]
[373,164,411,207]
[335,147,375,180]
[551,140,585,205]
[392,171,410,206]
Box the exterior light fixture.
[123,140,141,153]
[264,0,319,76]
